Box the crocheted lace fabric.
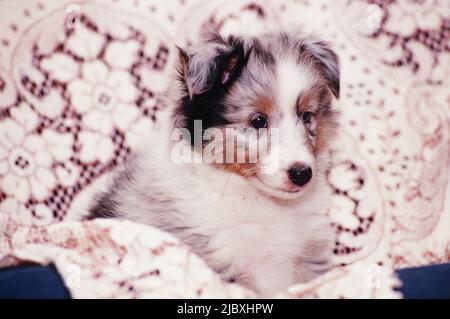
[0,0,449,298]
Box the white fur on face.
[276,58,314,117]
[256,58,316,197]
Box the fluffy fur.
[88,30,340,296]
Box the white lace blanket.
[0,0,449,298]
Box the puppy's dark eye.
[302,111,312,124]
[250,114,268,129]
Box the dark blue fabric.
[0,265,70,299]
[0,263,449,298]
[396,263,450,299]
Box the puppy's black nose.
[287,163,312,187]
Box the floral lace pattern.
[0,0,448,298]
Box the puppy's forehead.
[244,41,318,113]
[275,58,316,114]
[226,34,323,118]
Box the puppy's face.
[174,32,339,200]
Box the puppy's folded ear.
[176,33,246,100]
[301,39,340,99]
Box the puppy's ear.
[176,33,246,99]
[302,40,340,99]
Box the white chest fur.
[116,140,334,296]
[164,161,334,295]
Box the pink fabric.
[0,0,449,298]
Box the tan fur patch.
[203,127,260,180]
[297,82,337,156]
[252,94,274,115]
[313,113,337,156]
[212,139,259,179]
[215,162,259,179]
[296,81,327,114]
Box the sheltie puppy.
[88,30,340,296]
